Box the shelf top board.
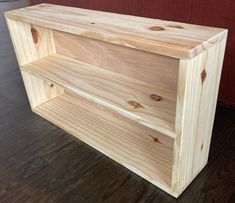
[5,3,227,59]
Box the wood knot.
[128,100,144,109]
[201,143,203,150]
[149,26,165,31]
[150,94,163,101]
[49,83,54,88]
[31,27,39,44]
[201,69,207,84]
[167,25,184,29]
[90,22,95,24]
[149,135,161,144]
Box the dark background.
[29,0,235,107]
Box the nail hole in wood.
[128,100,144,109]
[201,69,207,84]
[149,26,165,31]
[31,27,39,44]
[167,25,184,29]
[150,94,163,101]
[201,143,203,150]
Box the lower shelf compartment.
[33,92,174,192]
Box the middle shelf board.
[22,54,177,137]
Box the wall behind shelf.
[29,0,235,107]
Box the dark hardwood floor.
[0,1,234,202]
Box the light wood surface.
[5,4,227,59]
[34,92,174,193]
[21,70,63,108]
[53,30,179,92]
[5,4,227,198]
[172,38,227,197]
[6,18,55,66]
[22,54,177,138]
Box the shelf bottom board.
[33,92,174,193]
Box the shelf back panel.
[53,30,179,92]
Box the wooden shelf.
[6,3,227,197]
[22,54,177,138]
[34,92,174,193]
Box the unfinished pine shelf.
[5,4,227,198]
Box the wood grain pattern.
[22,54,177,138]
[34,92,174,192]
[21,70,63,108]
[53,30,179,92]
[192,39,227,174]
[172,38,227,197]
[5,3,227,59]
[5,18,55,65]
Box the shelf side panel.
[21,70,64,108]
[172,38,227,197]
[6,18,59,108]
[5,18,55,65]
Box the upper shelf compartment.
[5,3,227,59]
[22,54,176,138]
